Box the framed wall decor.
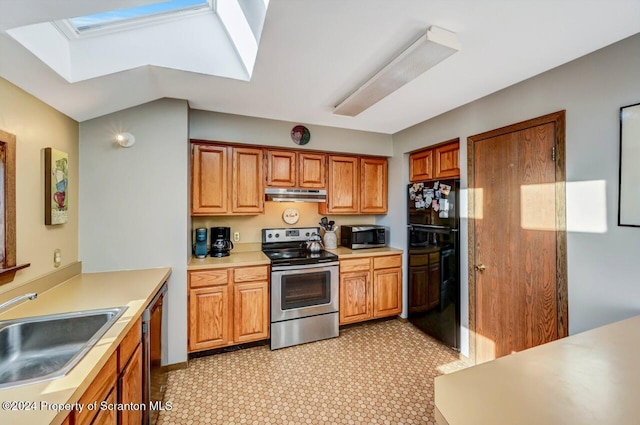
[619,102,640,227]
[44,148,69,225]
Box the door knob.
[474,263,486,272]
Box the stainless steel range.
[262,227,339,350]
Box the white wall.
[190,110,393,156]
[391,33,640,357]
[79,98,189,365]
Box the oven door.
[271,263,339,322]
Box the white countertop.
[435,314,640,425]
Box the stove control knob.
[275,234,280,238]
[267,233,272,239]
[305,232,310,237]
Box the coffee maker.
[193,228,208,259]
[210,226,233,257]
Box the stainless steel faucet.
[0,293,37,314]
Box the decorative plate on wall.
[291,125,310,145]
[282,207,300,224]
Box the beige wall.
[192,202,376,244]
[0,77,78,294]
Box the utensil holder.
[323,230,337,249]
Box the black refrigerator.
[407,179,460,350]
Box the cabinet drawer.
[189,269,229,288]
[373,255,401,270]
[76,352,117,425]
[118,318,141,372]
[233,266,269,283]
[340,257,371,272]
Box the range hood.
[265,188,327,203]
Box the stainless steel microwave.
[340,225,389,249]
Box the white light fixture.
[115,132,135,148]
[333,26,460,117]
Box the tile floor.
[158,319,469,425]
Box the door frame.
[466,110,568,364]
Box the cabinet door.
[360,157,388,214]
[322,156,359,214]
[299,152,326,188]
[188,286,231,352]
[232,147,264,214]
[91,388,117,425]
[339,270,371,325]
[434,140,460,178]
[266,150,297,187]
[373,267,402,318]
[76,353,117,425]
[408,266,429,313]
[233,281,269,343]
[409,149,433,182]
[192,144,228,215]
[118,343,143,425]
[427,252,441,310]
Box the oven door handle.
[271,261,339,272]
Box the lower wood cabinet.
[75,352,117,425]
[116,318,143,425]
[188,265,270,352]
[339,254,402,325]
[408,251,440,313]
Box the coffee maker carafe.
[210,226,233,257]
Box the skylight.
[69,0,210,31]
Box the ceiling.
[1,0,639,134]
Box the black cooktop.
[262,248,338,267]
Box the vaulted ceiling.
[1,0,639,134]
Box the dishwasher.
[143,282,167,425]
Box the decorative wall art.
[619,102,640,227]
[44,148,68,225]
[291,125,310,145]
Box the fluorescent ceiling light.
[333,26,460,117]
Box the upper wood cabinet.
[266,150,297,187]
[321,155,388,215]
[321,155,360,214]
[232,147,264,214]
[266,150,326,188]
[298,152,326,188]
[409,138,459,182]
[191,143,264,215]
[192,144,228,214]
[360,157,388,214]
[434,141,460,179]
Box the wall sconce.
[115,132,135,148]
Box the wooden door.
[188,286,230,351]
[321,156,359,214]
[360,157,388,214]
[469,111,567,364]
[231,147,264,214]
[434,139,460,178]
[372,267,402,318]
[409,149,433,182]
[233,281,269,343]
[266,150,297,187]
[191,144,228,215]
[427,252,441,310]
[299,152,326,188]
[118,343,143,425]
[339,271,371,324]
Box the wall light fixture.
[115,132,135,148]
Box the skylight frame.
[53,0,216,40]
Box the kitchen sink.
[0,306,127,389]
